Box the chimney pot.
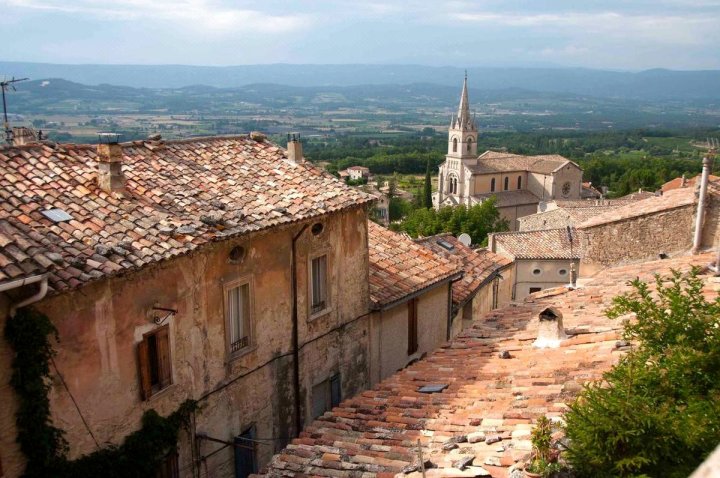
[96,142,125,194]
[533,307,567,348]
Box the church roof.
[0,135,374,291]
[467,151,576,175]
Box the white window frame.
[224,276,254,358]
[308,252,330,319]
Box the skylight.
[437,239,455,251]
[41,208,72,223]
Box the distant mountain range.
[2,62,720,101]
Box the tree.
[564,269,720,478]
[423,160,432,209]
[396,197,508,245]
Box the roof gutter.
[0,273,50,317]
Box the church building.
[433,76,584,230]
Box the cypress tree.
[423,160,432,208]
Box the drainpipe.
[692,156,712,254]
[0,273,49,316]
[290,224,308,437]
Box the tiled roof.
[492,228,581,260]
[662,174,720,193]
[467,151,576,175]
[472,190,539,208]
[259,252,717,478]
[552,198,640,208]
[0,136,374,290]
[518,206,620,231]
[578,186,698,229]
[368,222,461,308]
[415,234,512,310]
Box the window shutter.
[137,338,152,400]
[408,298,418,355]
[156,326,172,388]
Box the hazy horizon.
[2,1,719,70]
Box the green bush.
[564,269,720,478]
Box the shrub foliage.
[564,269,720,477]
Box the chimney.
[681,174,687,188]
[96,134,125,195]
[12,127,38,146]
[533,307,567,349]
[692,155,713,253]
[287,132,303,163]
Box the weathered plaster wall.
[514,259,579,301]
[498,203,539,231]
[578,204,695,268]
[0,294,22,478]
[369,284,449,386]
[701,190,719,249]
[0,206,370,478]
[473,172,527,195]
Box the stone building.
[578,175,720,274]
[489,228,581,301]
[415,234,514,335]
[518,203,621,232]
[433,77,584,230]
[0,134,376,477]
[258,248,717,478]
[346,166,370,181]
[367,222,462,385]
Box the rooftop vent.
[533,307,567,349]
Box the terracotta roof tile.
[258,252,717,478]
[415,235,511,310]
[468,151,576,175]
[368,223,461,308]
[492,228,581,260]
[0,136,374,290]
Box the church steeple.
[452,72,476,132]
[447,73,477,159]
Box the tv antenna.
[1,77,29,144]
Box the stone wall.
[0,206,371,478]
[518,209,572,231]
[579,204,695,268]
[701,186,719,249]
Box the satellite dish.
[458,233,472,247]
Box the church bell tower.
[447,73,477,159]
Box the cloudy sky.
[1,0,719,69]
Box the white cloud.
[5,0,311,33]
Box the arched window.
[490,178,496,192]
[517,176,522,189]
[467,137,473,152]
[452,137,458,153]
[504,177,509,191]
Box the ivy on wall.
[5,307,197,478]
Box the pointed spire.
[455,72,475,131]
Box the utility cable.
[50,355,100,449]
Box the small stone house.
[0,134,375,477]
[415,234,514,335]
[367,222,462,385]
[489,228,581,301]
[346,166,370,181]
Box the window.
[452,137,458,152]
[138,325,172,400]
[532,268,542,276]
[408,297,418,355]
[312,374,341,419]
[156,452,179,478]
[227,282,251,354]
[529,287,542,294]
[467,137,473,152]
[517,176,522,189]
[234,427,257,478]
[490,178,496,192]
[504,177,509,191]
[311,255,328,315]
[558,269,568,276]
